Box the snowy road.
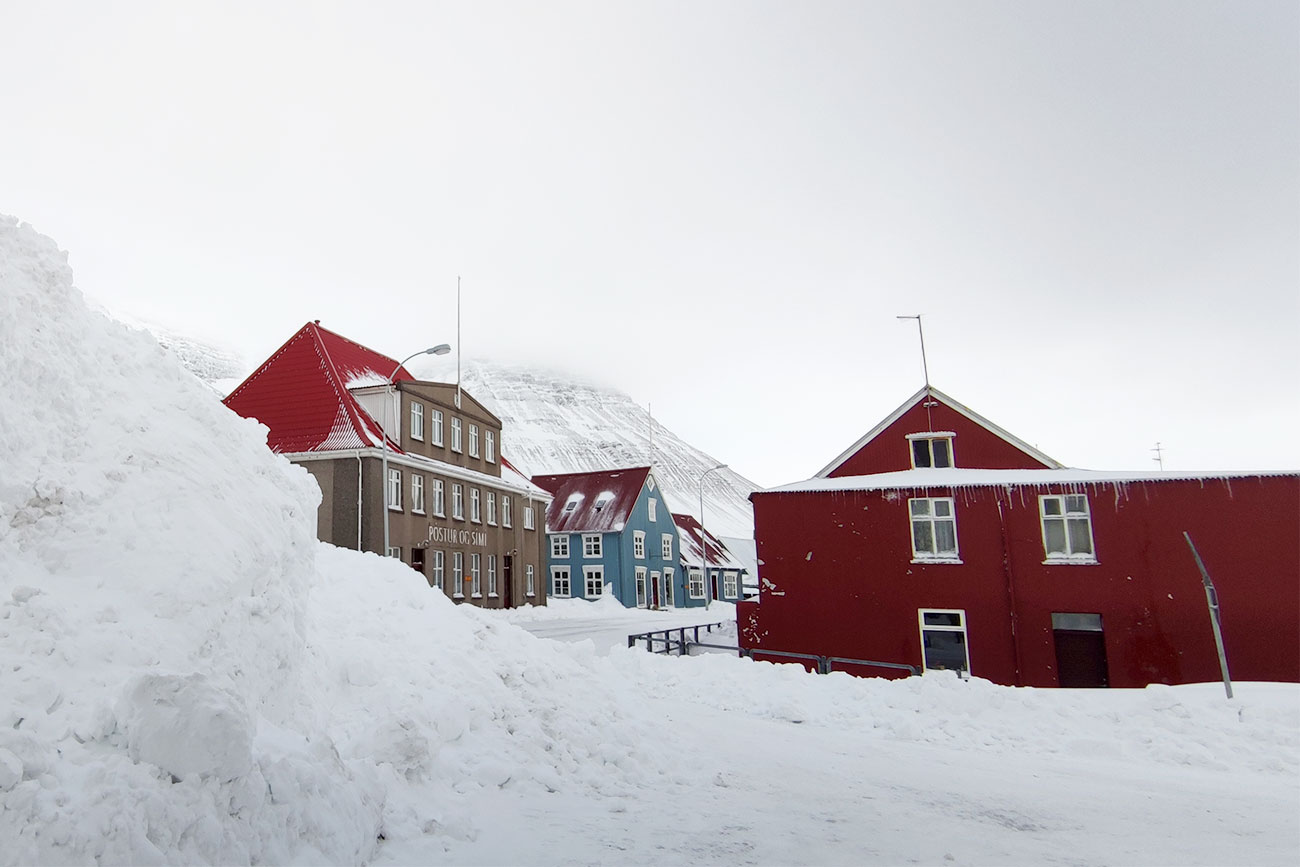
[511,611,736,655]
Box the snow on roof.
[761,467,1300,496]
[532,467,651,533]
[500,455,552,500]
[673,513,745,571]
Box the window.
[910,497,959,561]
[486,491,497,525]
[453,552,464,598]
[551,566,571,598]
[563,494,582,514]
[918,609,970,674]
[633,531,645,559]
[593,492,612,512]
[664,567,675,606]
[1040,495,1096,562]
[451,417,463,453]
[452,483,464,519]
[432,550,445,590]
[432,478,445,516]
[524,505,535,530]
[386,546,401,559]
[635,567,648,607]
[526,564,535,597]
[485,430,495,463]
[387,468,402,510]
[688,568,704,599]
[488,555,498,596]
[648,497,657,521]
[584,566,604,598]
[469,423,480,457]
[661,534,673,560]
[583,534,602,558]
[470,488,481,523]
[502,496,512,527]
[551,535,570,558]
[411,474,425,514]
[471,553,482,597]
[908,433,954,469]
[431,408,444,446]
[410,402,424,440]
[723,571,738,599]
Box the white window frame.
[431,550,445,590]
[635,567,648,608]
[386,467,402,511]
[485,430,495,463]
[688,568,704,599]
[1039,494,1098,564]
[584,565,604,598]
[488,554,498,596]
[502,496,512,527]
[470,488,481,523]
[432,478,445,517]
[386,545,401,559]
[583,534,602,558]
[469,423,480,458]
[550,534,570,558]
[551,566,571,598]
[909,497,961,563]
[471,553,482,597]
[486,491,497,525]
[524,505,535,530]
[452,483,464,520]
[526,564,535,597]
[411,474,425,514]
[664,567,675,606]
[633,531,645,559]
[453,552,464,598]
[451,417,463,453]
[431,408,444,447]
[661,534,673,560]
[648,497,657,522]
[918,608,971,675]
[723,571,738,599]
[409,401,424,441]
[907,433,955,469]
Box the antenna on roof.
[1152,441,1165,470]
[456,275,462,409]
[897,314,937,430]
[648,403,654,468]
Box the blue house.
[532,467,686,608]
[672,513,749,605]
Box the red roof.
[672,513,743,570]
[222,322,412,454]
[531,467,651,533]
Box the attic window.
[564,493,584,513]
[593,492,614,512]
[906,432,955,469]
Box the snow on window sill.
[526,592,535,597]
[911,557,963,565]
[412,509,425,516]
[453,593,465,599]
[387,505,403,512]
[1042,555,1099,566]
[471,593,483,599]
[488,593,499,598]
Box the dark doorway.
[411,548,425,579]
[1052,613,1109,688]
[502,555,513,608]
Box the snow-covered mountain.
[409,357,757,540]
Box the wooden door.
[1054,630,1109,688]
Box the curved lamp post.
[698,463,727,609]
[382,344,452,557]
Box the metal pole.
[897,314,934,430]
[383,345,452,557]
[1183,532,1233,699]
[699,463,727,610]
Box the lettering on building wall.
[425,525,488,547]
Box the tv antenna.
[897,314,938,429]
[1151,441,1165,470]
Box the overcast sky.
[3,1,1296,487]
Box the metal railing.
[627,624,919,676]
[628,621,729,655]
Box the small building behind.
[673,513,749,607]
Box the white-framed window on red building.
[909,497,960,562]
[907,432,954,469]
[918,609,970,674]
[1040,494,1096,562]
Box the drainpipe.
[996,493,1024,686]
[357,455,364,551]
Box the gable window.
[524,505,535,530]
[633,531,645,559]
[661,534,673,560]
[583,534,602,558]
[486,491,497,525]
[470,488,481,523]
[1040,495,1096,562]
[908,433,954,469]
[550,534,570,558]
[453,552,464,598]
[526,564,535,597]
[502,496,512,527]
[688,568,705,599]
[648,497,657,522]
[919,609,970,674]
[451,417,463,453]
[485,430,495,463]
[910,497,959,562]
[488,555,498,596]
[411,474,425,514]
[430,409,444,446]
[584,566,604,598]
[635,567,648,607]
[471,553,482,597]
[452,483,464,520]
[410,402,424,440]
[387,468,402,511]
[723,571,738,599]
[551,566,571,598]
[431,550,445,590]
[469,423,480,458]
[432,478,445,516]
[664,567,675,606]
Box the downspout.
[996,492,1024,686]
[357,455,364,551]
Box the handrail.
[627,626,919,676]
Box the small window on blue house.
[648,498,657,521]
[583,534,602,558]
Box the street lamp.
[382,344,452,557]
[698,463,727,610]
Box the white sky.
[3,1,1296,488]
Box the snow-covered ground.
[2,215,1297,866]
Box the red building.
[739,387,1300,687]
